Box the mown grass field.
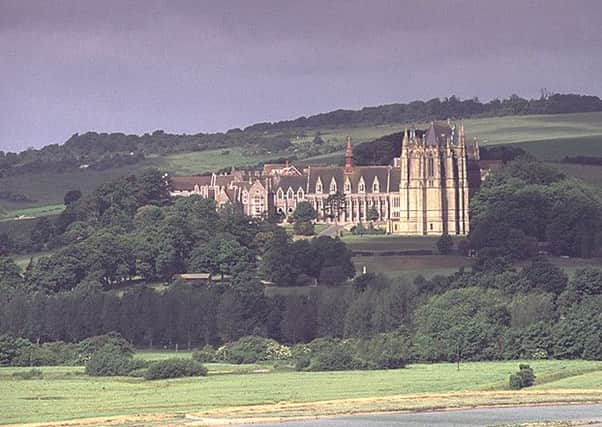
[1,359,602,425]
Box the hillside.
[2,108,602,216]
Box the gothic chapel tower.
[397,121,470,235]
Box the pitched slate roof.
[273,175,307,191]
[170,175,212,191]
[424,122,453,146]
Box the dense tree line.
[469,159,602,259]
[3,93,601,178]
[1,260,600,361]
[352,131,531,167]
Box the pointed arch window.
[287,188,294,200]
[358,177,366,193]
[315,177,323,194]
[329,177,337,194]
[297,188,304,200]
[344,177,352,194]
[276,188,284,200]
[372,177,380,193]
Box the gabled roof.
[170,175,212,191]
[274,175,307,191]
[424,122,453,146]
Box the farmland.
[1,358,602,425]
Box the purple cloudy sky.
[1,0,601,152]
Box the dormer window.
[276,188,284,200]
[344,177,352,194]
[372,177,380,193]
[297,188,304,199]
[287,188,294,199]
[358,177,366,193]
[329,177,337,194]
[315,177,323,194]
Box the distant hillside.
[2,96,602,214]
[2,93,601,179]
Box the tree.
[323,192,346,221]
[366,206,379,222]
[293,201,316,223]
[437,234,454,254]
[63,189,82,206]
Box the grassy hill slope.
[1,112,601,216]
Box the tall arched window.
[276,188,284,200]
[287,188,294,199]
[427,157,434,177]
[315,177,323,194]
[329,177,337,194]
[344,177,351,194]
[358,177,366,193]
[372,177,380,193]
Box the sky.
[1,0,601,152]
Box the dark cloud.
[1,0,601,151]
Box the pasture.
[1,359,602,425]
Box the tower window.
[428,157,434,177]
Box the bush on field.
[85,344,145,376]
[215,336,291,364]
[356,333,409,369]
[13,341,79,366]
[192,345,217,363]
[0,334,32,366]
[509,364,536,389]
[78,332,133,363]
[144,358,208,380]
[296,334,409,372]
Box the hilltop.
[1,94,602,215]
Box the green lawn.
[0,204,64,221]
[342,234,442,252]
[1,360,601,425]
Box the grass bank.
[2,359,602,425]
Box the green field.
[1,358,602,425]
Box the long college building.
[169,121,482,235]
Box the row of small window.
[315,177,380,194]
[276,188,304,200]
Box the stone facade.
[169,121,481,235]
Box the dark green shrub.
[12,341,80,366]
[0,334,32,366]
[294,354,311,371]
[144,358,208,380]
[437,234,454,254]
[308,345,355,371]
[85,344,142,376]
[192,345,216,363]
[215,336,291,364]
[12,368,43,380]
[518,364,535,387]
[78,332,133,362]
[509,364,536,389]
[509,373,522,390]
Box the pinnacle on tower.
[459,119,465,146]
[345,136,353,174]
